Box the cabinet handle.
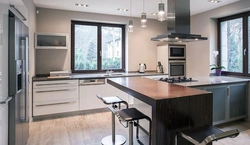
[36,101,76,107]
[0,96,12,104]
[244,49,247,56]
[227,87,230,96]
[36,82,76,86]
[35,88,76,93]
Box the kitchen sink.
[103,73,124,76]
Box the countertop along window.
[71,21,125,73]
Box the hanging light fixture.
[141,0,147,28]
[157,0,165,21]
[208,0,221,3]
[128,0,133,32]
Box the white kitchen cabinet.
[79,80,107,110]
[79,78,130,111]
[35,33,69,49]
[33,80,79,116]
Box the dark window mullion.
[243,14,248,76]
[97,24,102,71]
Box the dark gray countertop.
[32,72,168,81]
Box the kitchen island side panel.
[153,94,212,145]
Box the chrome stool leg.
[129,121,133,145]
[101,106,126,145]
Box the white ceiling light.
[208,0,221,3]
[128,0,133,32]
[117,8,129,11]
[141,0,147,28]
[157,0,166,21]
[75,3,88,7]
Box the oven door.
[169,45,186,59]
[168,60,186,77]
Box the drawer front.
[33,86,78,102]
[33,98,79,116]
[33,80,78,88]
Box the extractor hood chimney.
[151,0,207,42]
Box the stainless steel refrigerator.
[0,2,29,145]
[8,9,29,145]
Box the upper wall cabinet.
[35,33,69,49]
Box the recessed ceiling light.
[117,8,129,12]
[75,3,88,7]
[208,0,221,3]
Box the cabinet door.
[228,83,247,119]
[79,85,107,110]
[205,85,227,124]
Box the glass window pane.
[220,18,243,73]
[74,25,97,70]
[101,26,122,70]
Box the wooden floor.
[27,111,250,145]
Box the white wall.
[35,8,167,74]
[187,0,250,77]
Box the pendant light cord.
[130,0,131,16]
[143,0,144,12]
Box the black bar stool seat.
[110,107,152,145]
[175,125,240,145]
[117,108,149,121]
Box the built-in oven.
[169,45,186,59]
[168,60,186,77]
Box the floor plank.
[27,111,250,145]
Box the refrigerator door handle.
[0,96,12,104]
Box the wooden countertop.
[108,77,211,105]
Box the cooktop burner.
[158,77,198,83]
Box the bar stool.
[175,125,240,145]
[96,94,128,145]
[109,107,152,145]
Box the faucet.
[106,70,114,76]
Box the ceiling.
[33,0,240,19]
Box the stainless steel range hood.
[151,0,207,42]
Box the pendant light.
[128,0,133,32]
[141,0,147,28]
[208,0,221,3]
[157,0,165,21]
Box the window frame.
[218,12,250,76]
[71,21,126,73]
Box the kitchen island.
[107,77,213,145]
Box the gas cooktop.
[158,77,198,83]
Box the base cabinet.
[193,82,248,125]
[229,83,247,118]
[33,80,79,116]
[79,83,106,110]
[205,85,227,124]
[79,79,129,111]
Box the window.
[71,21,125,73]
[218,12,250,76]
